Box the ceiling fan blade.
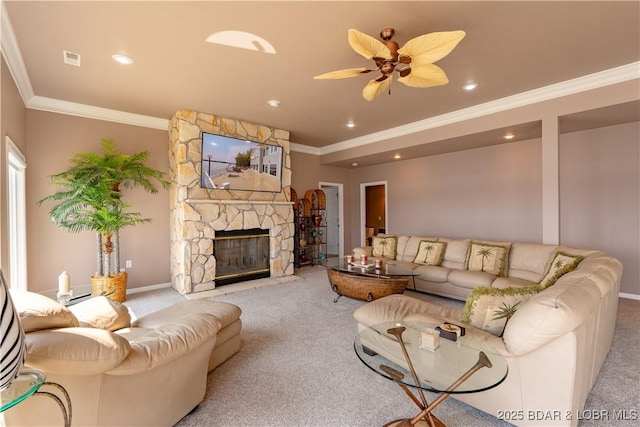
[314,68,371,79]
[398,30,466,64]
[397,63,448,88]
[348,29,391,60]
[362,75,392,101]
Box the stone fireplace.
[169,110,294,295]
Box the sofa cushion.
[371,235,398,259]
[132,300,241,330]
[413,240,447,266]
[448,269,496,289]
[491,276,537,289]
[508,243,558,282]
[395,235,412,262]
[462,286,540,336]
[465,240,511,276]
[11,291,79,333]
[414,265,451,283]
[25,327,131,375]
[439,238,470,269]
[69,296,131,331]
[539,251,584,289]
[353,294,463,328]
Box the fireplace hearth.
[213,229,270,285]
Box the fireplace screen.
[213,229,270,285]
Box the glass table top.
[0,369,45,412]
[355,321,508,394]
[323,257,419,277]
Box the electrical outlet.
[126,260,133,269]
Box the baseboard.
[126,282,172,295]
[619,292,640,301]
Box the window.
[6,137,27,291]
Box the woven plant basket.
[91,272,128,302]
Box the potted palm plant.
[38,138,170,301]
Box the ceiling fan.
[314,28,466,101]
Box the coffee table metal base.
[384,417,444,427]
[382,326,493,427]
[327,269,408,302]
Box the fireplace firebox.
[213,229,270,285]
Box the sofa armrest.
[503,279,602,356]
[25,327,131,375]
[107,312,221,376]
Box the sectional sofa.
[352,234,622,426]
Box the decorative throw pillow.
[371,235,398,259]
[413,240,447,266]
[538,251,584,289]
[462,285,541,336]
[465,241,511,276]
[11,291,79,333]
[68,296,131,331]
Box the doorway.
[320,182,343,258]
[360,181,387,246]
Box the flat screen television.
[201,132,284,192]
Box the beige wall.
[1,57,27,278]
[26,110,170,293]
[560,122,639,295]
[351,138,543,243]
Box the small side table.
[0,369,72,427]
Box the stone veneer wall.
[169,110,294,294]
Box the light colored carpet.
[124,266,639,427]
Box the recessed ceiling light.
[112,54,134,65]
[352,162,358,167]
[393,154,402,159]
[267,99,280,107]
[462,82,478,91]
[346,122,355,128]
[503,133,516,140]
[206,31,276,54]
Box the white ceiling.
[3,1,639,166]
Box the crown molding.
[1,2,34,103]
[318,61,640,155]
[1,3,637,154]
[28,96,169,130]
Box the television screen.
[201,132,283,192]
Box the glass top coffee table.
[322,258,419,302]
[355,321,508,427]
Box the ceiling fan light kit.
[314,27,465,101]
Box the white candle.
[58,271,71,294]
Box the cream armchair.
[2,291,241,427]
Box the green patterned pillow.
[465,241,511,276]
[462,285,541,336]
[413,240,447,266]
[539,251,584,289]
[371,235,398,259]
